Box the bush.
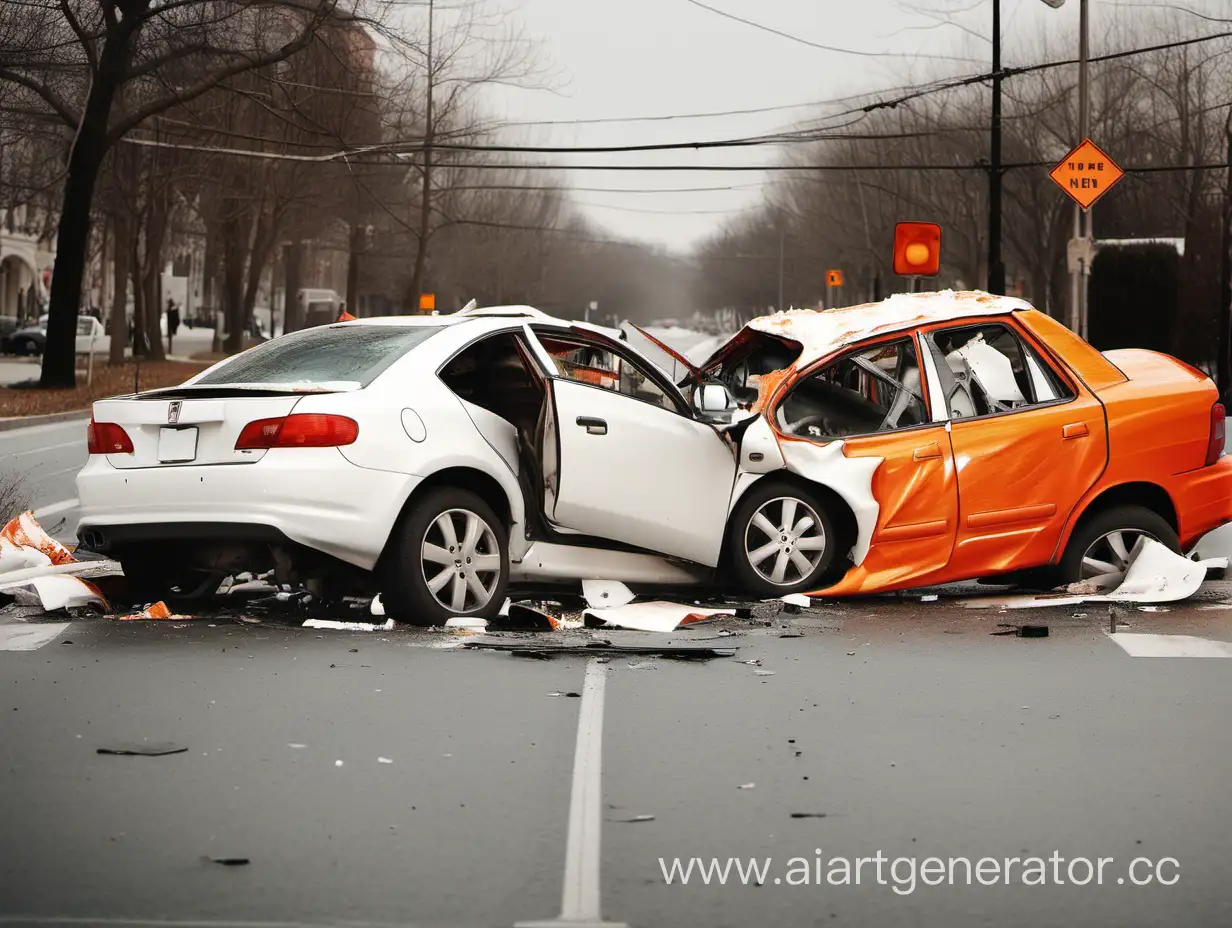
[0,471,29,524]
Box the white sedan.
[76,305,747,622]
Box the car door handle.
[1062,422,1089,439]
[913,442,942,461]
[576,416,607,435]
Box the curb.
[0,409,90,432]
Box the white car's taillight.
[235,414,359,450]
[87,421,134,454]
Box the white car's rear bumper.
[75,448,420,570]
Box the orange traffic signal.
[893,222,941,277]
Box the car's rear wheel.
[16,337,39,356]
[381,487,509,626]
[1058,505,1179,591]
[728,481,836,596]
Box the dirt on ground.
[0,360,210,418]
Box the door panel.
[546,379,737,566]
[947,398,1108,575]
[820,425,959,594]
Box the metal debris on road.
[582,578,636,609]
[790,813,828,819]
[611,814,655,823]
[582,600,734,632]
[116,601,188,621]
[97,742,188,756]
[491,602,559,631]
[206,857,250,866]
[303,618,395,631]
[738,782,756,789]
[466,641,736,660]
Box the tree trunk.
[140,199,168,362]
[221,206,248,354]
[108,212,131,365]
[240,211,274,343]
[346,224,361,315]
[130,236,146,359]
[39,14,146,388]
[283,240,304,333]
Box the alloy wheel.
[420,508,502,614]
[1080,528,1157,589]
[744,496,827,586]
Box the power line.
[680,0,986,63]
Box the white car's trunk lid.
[92,393,304,468]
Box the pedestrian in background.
[166,299,180,354]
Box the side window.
[534,331,681,413]
[925,323,1073,419]
[777,337,929,440]
[439,332,544,436]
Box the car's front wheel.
[1058,505,1180,591]
[728,481,837,596]
[381,487,510,626]
[15,337,39,356]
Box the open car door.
[530,326,739,568]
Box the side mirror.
[694,382,733,413]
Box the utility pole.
[987,0,1005,295]
[777,223,785,311]
[1070,0,1091,337]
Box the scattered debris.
[582,579,636,609]
[334,760,344,767]
[754,670,775,676]
[492,603,559,631]
[378,757,394,764]
[738,782,756,789]
[742,659,762,666]
[303,618,395,631]
[97,742,188,756]
[778,593,812,608]
[466,642,735,660]
[612,814,655,823]
[1,511,73,566]
[116,601,186,621]
[583,600,734,632]
[370,594,386,617]
[964,540,1227,609]
[790,813,828,819]
[547,691,582,698]
[846,651,856,656]
[9,575,108,612]
[920,594,939,602]
[206,857,250,867]
[444,616,488,634]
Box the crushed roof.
[746,290,1034,367]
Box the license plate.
[158,427,198,463]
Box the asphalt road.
[2,596,1231,928]
[1,417,88,543]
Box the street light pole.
[988,0,1005,295]
[777,223,785,311]
[1076,0,1091,339]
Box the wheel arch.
[376,466,516,574]
[724,471,860,570]
[1054,481,1178,562]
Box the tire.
[17,338,38,356]
[380,487,510,626]
[1058,505,1179,589]
[728,481,837,596]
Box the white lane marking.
[515,658,626,928]
[1107,632,1232,658]
[0,622,70,651]
[0,417,88,438]
[31,465,83,484]
[6,439,84,460]
[32,498,79,519]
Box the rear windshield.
[195,325,442,387]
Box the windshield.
[194,325,441,387]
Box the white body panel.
[547,379,737,566]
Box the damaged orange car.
[669,289,1231,596]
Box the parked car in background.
[5,313,105,356]
[0,315,18,353]
[75,292,1231,624]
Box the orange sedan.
[693,290,1231,595]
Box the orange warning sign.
[1049,139,1124,211]
[826,269,843,287]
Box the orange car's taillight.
[235,414,359,450]
[1205,402,1225,466]
[87,421,134,454]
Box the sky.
[480,0,1095,252]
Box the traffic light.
[893,222,942,277]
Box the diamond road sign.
[1049,138,1124,211]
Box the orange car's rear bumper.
[1172,454,1232,550]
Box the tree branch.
[0,67,79,126]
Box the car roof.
[334,306,622,340]
[746,289,1034,368]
